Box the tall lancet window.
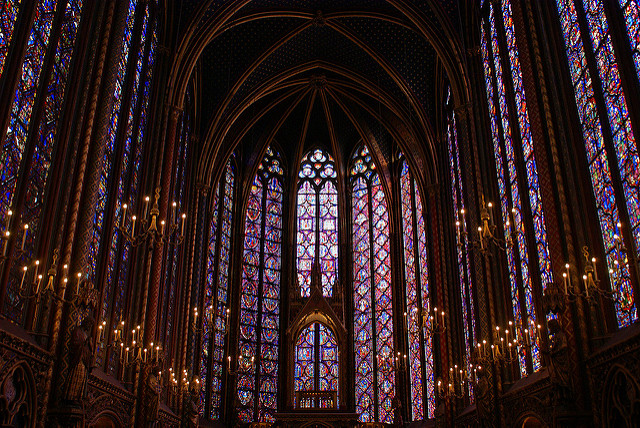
[296,149,338,298]
[200,157,234,419]
[446,88,476,401]
[351,145,395,423]
[1,0,84,321]
[480,0,555,375]
[555,0,639,327]
[400,158,435,420]
[238,147,284,423]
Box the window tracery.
[296,149,338,298]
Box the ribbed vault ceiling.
[167,0,465,188]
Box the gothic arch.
[0,362,36,428]
[602,365,640,428]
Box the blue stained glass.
[2,0,83,321]
[556,0,638,326]
[350,146,395,422]
[400,158,435,419]
[0,0,20,75]
[238,147,283,423]
[446,87,475,401]
[296,149,338,298]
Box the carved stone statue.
[141,363,160,427]
[62,316,95,406]
[183,378,199,428]
[547,319,572,404]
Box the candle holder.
[437,366,467,400]
[226,353,255,376]
[473,320,540,368]
[0,208,29,265]
[418,304,446,336]
[106,320,164,369]
[118,188,186,248]
[456,196,515,256]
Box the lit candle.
[592,257,598,282]
[122,204,128,228]
[487,201,494,225]
[4,209,12,232]
[33,260,40,282]
[171,201,177,225]
[21,224,28,250]
[460,209,466,233]
[2,231,9,256]
[441,310,445,328]
[19,266,27,291]
[131,216,137,236]
[478,226,483,249]
[181,213,186,236]
[160,220,165,235]
[583,274,589,298]
[35,274,43,295]
[143,196,150,218]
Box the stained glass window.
[351,145,395,422]
[0,0,21,76]
[480,0,551,374]
[400,158,435,420]
[618,0,640,77]
[238,146,283,423]
[556,0,638,326]
[294,323,339,409]
[446,88,475,401]
[1,0,82,321]
[296,149,338,298]
[200,157,234,419]
[87,0,137,290]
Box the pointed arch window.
[294,322,339,408]
[200,157,234,420]
[1,0,84,321]
[400,158,435,420]
[296,149,338,298]
[237,146,284,423]
[446,88,475,401]
[555,0,639,326]
[480,0,555,375]
[350,145,395,423]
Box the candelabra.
[98,318,164,368]
[437,364,468,400]
[0,208,29,265]
[405,304,446,338]
[473,320,541,368]
[194,305,230,335]
[456,196,515,255]
[376,350,407,375]
[226,353,255,376]
[118,188,186,247]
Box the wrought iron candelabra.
[456,195,515,255]
[118,187,186,247]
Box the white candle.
[122,204,128,228]
[33,260,40,282]
[19,266,27,291]
[21,224,28,250]
[592,257,598,282]
[143,196,150,218]
[181,213,186,236]
[131,216,137,236]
